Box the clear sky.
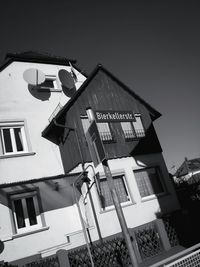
[1,0,200,172]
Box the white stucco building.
[0,52,87,264]
[0,52,180,266]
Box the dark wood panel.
[58,69,162,172]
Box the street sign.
[85,121,105,167]
[95,110,135,122]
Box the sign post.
[86,108,139,267]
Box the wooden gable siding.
[58,69,162,173]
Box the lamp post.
[72,174,94,267]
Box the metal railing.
[149,243,200,267]
[99,131,113,142]
[48,103,63,122]
[165,248,200,267]
[124,129,145,140]
[135,129,145,138]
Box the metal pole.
[86,180,103,244]
[84,165,103,243]
[102,159,138,267]
[86,108,139,267]
[53,119,95,265]
[72,182,95,267]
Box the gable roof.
[176,157,200,177]
[42,64,161,139]
[0,51,77,72]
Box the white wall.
[0,61,86,184]
[0,60,87,262]
[82,153,180,240]
[0,177,92,262]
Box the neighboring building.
[0,51,88,263]
[174,157,200,184]
[43,65,180,263]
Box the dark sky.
[1,0,200,172]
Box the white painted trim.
[12,226,49,239]
[0,152,35,159]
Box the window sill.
[12,226,49,239]
[0,152,36,159]
[99,201,135,214]
[37,87,62,92]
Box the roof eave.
[42,64,162,141]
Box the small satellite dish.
[58,69,75,90]
[23,68,45,85]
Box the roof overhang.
[0,51,76,72]
[42,64,162,144]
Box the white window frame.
[121,114,145,140]
[81,116,114,143]
[133,114,145,138]
[97,122,113,142]
[97,172,132,210]
[38,75,61,91]
[121,121,136,140]
[10,191,43,235]
[0,120,30,157]
[134,166,165,200]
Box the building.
[0,51,88,264]
[174,157,200,184]
[43,65,180,264]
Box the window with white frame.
[10,191,43,234]
[134,167,165,198]
[97,122,113,142]
[121,114,145,140]
[133,114,145,138]
[99,174,131,208]
[0,121,29,156]
[81,116,113,142]
[121,122,136,140]
[39,75,59,90]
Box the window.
[10,191,43,234]
[81,117,114,142]
[133,115,145,138]
[99,174,131,208]
[97,122,113,142]
[121,114,145,140]
[39,75,59,90]
[121,122,136,140]
[134,167,165,198]
[0,121,29,156]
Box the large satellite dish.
[58,69,75,90]
[23,68,45,85]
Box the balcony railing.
[48,103,63,122]
[124,129,145,140]
[99,131,113,142]
[135,129,145,138]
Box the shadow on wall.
[130,124,162,157]
[0,240,4,254]
[62,85,76,98]
[28,85,51,101]
[0,175,81,213]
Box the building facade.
[0,53,180,265]
[0,52,88,263]
[43,65,180,263]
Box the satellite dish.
[58,69,75,90]
[23,68,45,85]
